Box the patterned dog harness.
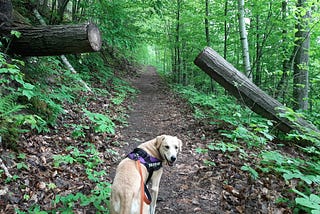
[127,148,162,202]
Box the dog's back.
[110,158,146,214]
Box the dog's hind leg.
[110,192,138,214]
[149,169,163,214]
[121,193,140,214]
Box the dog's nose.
[171,157,176,162]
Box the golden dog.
[110,135,182,214]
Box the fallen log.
[194,47,319,140]
[2,22,101,56]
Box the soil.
[0,65,293,213]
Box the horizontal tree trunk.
[194,47,319,141]
[2,23,101,56]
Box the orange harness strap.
[136,160,151,214]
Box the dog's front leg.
[149,169,163,214]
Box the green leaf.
[241,164,259,180]
[296,197,320,210]
[11,30,21,38]
[310,194,320,205]
[22,89,34,100]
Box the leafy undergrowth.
[0,52,138,213]
[173,84,320,213]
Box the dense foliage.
[1,0,320,213]
[145,0,320,112]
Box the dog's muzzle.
[166,156,176,166]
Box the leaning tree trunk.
[194,47,320,144]
[2,22,101,56]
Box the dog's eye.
[175,146,178,150]
[165,145,169,149]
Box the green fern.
[0,94,24,150]
[0,94,25,117]
[83,109,115,134]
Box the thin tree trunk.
[57,0,69,24]
[171,44,175,78]
[72,0,77,21]
[71,0,82,22]
[0,0,12,22]
[50,0,57,24]
[293,0,310,111]
[254,15,262,86]
[252,3,273,88]
[205,0,215,92]
[205,0,210,47]
[175,0,181,83]
[223,0,228,60]
[237,0,252,79]
[275,1,290,101]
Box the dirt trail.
[114,66,290,214]
[117,66,222,213]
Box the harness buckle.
[133,153,139,160]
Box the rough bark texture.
[0,0,13,27]
[293,0,310,111]
[237,0,251,78]
[3,23,102,56]
[194,47,319,138]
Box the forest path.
[116,66,222,213]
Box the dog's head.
[156,135,182,166]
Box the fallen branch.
[61,55,92,92]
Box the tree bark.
[0,0,13,27]
[238,0,252,79]
[293,0,310,111]
[205,0,210,47]
[275,1,290,101]
[3,22,102,56]
[204,0,216,93]
[223,0,228,60]
[194,47,319,139]
[254,15,262,86]
[57,0,70,24]
[174,0,181,83]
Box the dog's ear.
[155,135,165,148]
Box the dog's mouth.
[165,157,175,166]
